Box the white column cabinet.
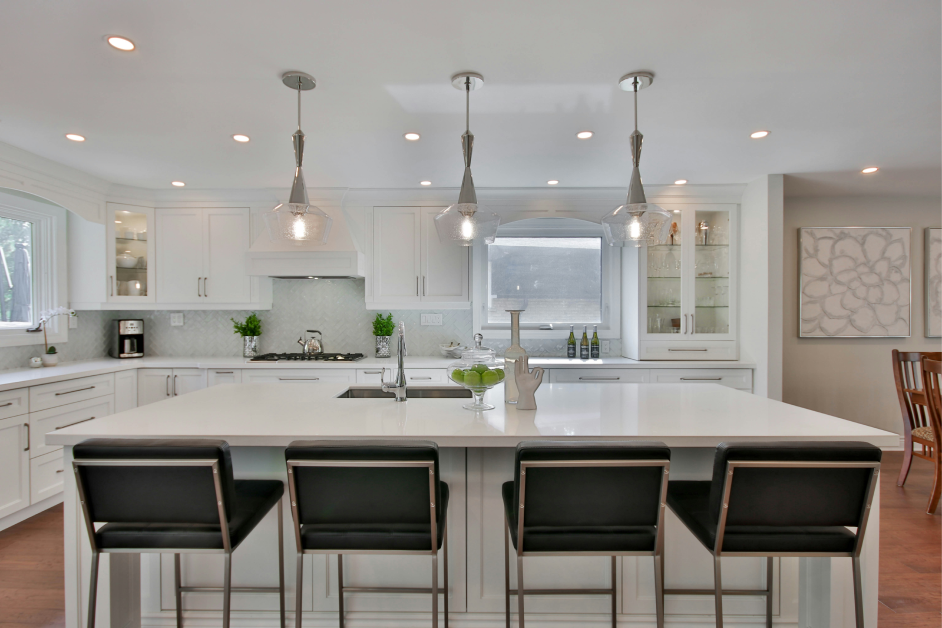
[369,207,469,308]
[0,417,30,520]
[156,207,251,305]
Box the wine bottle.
[567,325,577,358]
[591,325,600,359]
[580,326,589,360]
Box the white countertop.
[47,382,895,449]
[0,356,756,392]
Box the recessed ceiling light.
[750,130,770,139]
[114,220,121,224]
[673,210,681,214]
[171,181,185,187]
[106,36,135,51]
[547,180,559,185]
[232,134,250,143]
[674,179,687,185]
[861,167,879,174]
[576,131,593,139]
[404,132,421,141]
[420,181,432,186]
[65,134,85,142]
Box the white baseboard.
[881,435,905,452]
[0,493,63,533]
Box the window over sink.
[473,218,621,338]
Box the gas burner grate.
[249,352,366,362]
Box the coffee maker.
[109,319,144,358]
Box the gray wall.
[783,196,942,434]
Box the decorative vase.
[242,336,259,358]
[375,335,391,358]
[42,353,59,367]
[503,310,527,404]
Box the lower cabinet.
[207,369,242,386]
[550,369,650,384]
[114,369,138,413]
[30,449,64,505]
[29,396,115,459]
[138,369,208,406]
[649,368,753,391]
[242,369,357,384]
[0,416,30,520]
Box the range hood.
[247,205,366,278]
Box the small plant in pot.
[42,346,58,367]
[231,313,262,358]
[372,313,395,358]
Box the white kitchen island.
[48,382,895,628]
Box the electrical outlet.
[601,340,611,354]
[68,315,78,329]
[170,313,184,327]
[420,313,443,326]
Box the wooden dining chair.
[921,359,942,514]
[892,350,942,491]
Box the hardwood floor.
[0,452,938,627]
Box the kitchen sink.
[337,386,471,399]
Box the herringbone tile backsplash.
[0,279,620,370]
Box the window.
[0,215,33,329]
[474,218,621,337]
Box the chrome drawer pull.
[578,376,621,381]
[363,370,384,375]
[410,377,433,380]
[680,377,722,381]
[667,348,708,352]
[56,469,64,474]
[55,386,95,396]
[0,402,13,408]
[278,377,320,381]
[215,371,234,374]
[23,423,29,451]
[56,417,96,429]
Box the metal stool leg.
[174,553,183,628]
[516,556,525,628]
[653,551,664,628]
[338,555,345,628]
[504,518,510,628]
[278,499,286,628]
[443,524,449,628]
[295,554,303,628]
[610,556,616,628]
[852,556,864,628]
[222,553,232,628]
[87,550,100,628]
[765,557,773,628]
[713,555,723,628]
[432,548,439,628]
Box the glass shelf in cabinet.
[116,266,147,271]
[695,275,729,279]
[115,237,147,243]
[694,244,728,248]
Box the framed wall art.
[799,227,911,337]
[926,227,941,338]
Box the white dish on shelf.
[116,253,137,268]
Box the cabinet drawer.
[242,369,356,384]
[0,388,29,420]
[637,342,738,361]
[208,369,242,386]
[651,369,753,390]
[404,369,452,385]
[357,368,393,384]
[29,396,115,459]
[30,449,64,504]
[550,369,649,384]
[29,373,115,412]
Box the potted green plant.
[42,345,58,367]
[231,313,262,358]
[372,313,395,358]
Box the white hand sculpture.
[513,355,544,411]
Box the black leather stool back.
[709,442,882,528]
[73,438,236,524]
[286,440,440,527]
[514,441,671,529]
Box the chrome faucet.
[381,321,407,402]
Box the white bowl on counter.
[439,344,468,358]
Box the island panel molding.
[926,227,941,337]
[799,226,911,337]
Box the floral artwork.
[800,227,911,337]
[927,228,941,337]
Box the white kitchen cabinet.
[550,369,649,384]
[369,207,469,307]
[29,373,114,413]
[156,207,251,305]
[242,369,356,384]
[650,368,753,391]
[207,369,242,386]
[114,369,138,413]
[356,368,391,384]
[138,368,207,406]
[107,202,156,304]
[622,204,738,360]
[0,416,30,520]
[29,396,114,459]
[30,449,64,505]
[0,387,29,420]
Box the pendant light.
[434,72,500,246]
[263,72,332,245]
[601,71,671,247]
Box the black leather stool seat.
[301,483,448,551]
[502,481,657,552]
[667,481,856,553]
[95,479,284,550]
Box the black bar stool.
[665,441,881,628]
[501,441,671,628]
[285,440,449,628]
[73,439,286,628]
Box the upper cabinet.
[106,203,156,303]
[368,207,469,308]
[622,203,739,360]
[156,207,251,304]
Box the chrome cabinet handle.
[539,324,554,330]
[56,417,96,429]
[110,275,114,297]
[173,375,178,396]
[278,377,320,381]
[409,376,433,380]
[683,314,687,334]
[416,276,419,296]
[680,377,722,381]
[23,423,29,451]
[55,386,95,396]
[363,370,383,375]
[0,402,13,408]
[423,276,426,296]
[56,469,64,474]
[691,313,695,335]
[203,277,208,297]
[578,376,621,381]
[198,278,202,297]
[166,375,171,396]
[668,348,708,352]
[215,371,234,374]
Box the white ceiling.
[1,0,939,196]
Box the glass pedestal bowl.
[447,334,504,410]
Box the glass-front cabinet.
[623,204,738,360]
[105,202,156,303]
